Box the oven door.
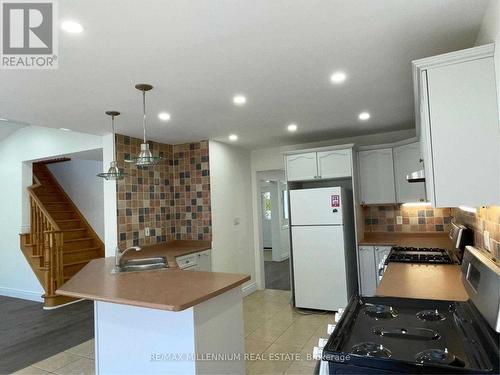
[461,247,500,333]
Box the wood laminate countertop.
[376,263,468,301]
[359,232,453,250]
[57,257,250,311]
[123,240,212,269]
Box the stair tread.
[64,259,92,267]
[64,246,101,254]
[62,228,86,232]
[64,237,95,243]
[56,219,81,222]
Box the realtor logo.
[1,0,58,69]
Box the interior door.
[290,187,343,225]
[292,226,347,310]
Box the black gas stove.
[322,295,499,374]
[386,246,454,264]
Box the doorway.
[258,171,291,290]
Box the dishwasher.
[177,253,199,271]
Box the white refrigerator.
[290,187,357,311]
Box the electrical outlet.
[396,216,403,225]
[145,227,150,237]
[483,230,491,251]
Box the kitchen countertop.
[56,257,250,311]
[359,232,453,250]
[376,263,468,301]
[123,240,212,269]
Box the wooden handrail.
[27,172,64,297]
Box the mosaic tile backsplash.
[452,206,500,257]
[363,205,453,233]
[115,134,211,248]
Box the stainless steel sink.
[112,256,169,273]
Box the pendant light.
[97,111,128,180]
[125,83,164,167]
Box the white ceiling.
[0,0,488,149]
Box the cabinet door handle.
[419,158,424,163]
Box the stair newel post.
[55,231,64,289]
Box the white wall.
[209,141,256,293]
[48,158,105,240]
[0,126,103,301]
[476,0,500,117]
[250,128,415,288]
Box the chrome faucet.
[115,246,141,270]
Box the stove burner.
[415,348,466,367]
[364,304,398,320]
[373,326,440,341]
[416,309,446,321]
[351,342,392,358]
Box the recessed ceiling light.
[287,123,298,132]
[232,95,247,106]
[61,20,84,33]
[158,112,171,121]
[330,71,347,84]
[60,128,71,131]
[358,112,370,121]
[228,134,238,141]
[0,118,8,121]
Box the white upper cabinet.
[317,149,352,179]
[393,142,426,203]
[286,152,318,181]
[358,148,396,204]
[286,148,352,182]
[413,44,500,207]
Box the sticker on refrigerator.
[331,194,340,207]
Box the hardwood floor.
[264,259,291,291]
[0,296,94,373]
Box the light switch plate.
[483,230,491,251]
[396,216,403,225]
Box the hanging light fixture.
[97,111,128,180]
[125,83,164,167]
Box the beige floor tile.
[247,325,288,343]
[245,318,264,337]
[245,338,273,354]
[246,359,292,375]
[65,340,95,359]
[284,361,317,374]
[53,358,95,375]
[13,366,52,375]
[32,352,81,372]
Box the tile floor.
[14,289,332,375]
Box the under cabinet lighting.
[459,206,477,214]
[401,202,431,207]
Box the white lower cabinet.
[358,245,391,295]
[358,246,377,296]
[197,250,212,272]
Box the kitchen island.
[57,257,250,374]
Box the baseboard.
[0,287,43,302]
[43,298,84,310]
[242,281,258,297]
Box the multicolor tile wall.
[363,205,453,233]
[115,134,211,248]
[452,206,500,257]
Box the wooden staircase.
[19,161,104,308]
